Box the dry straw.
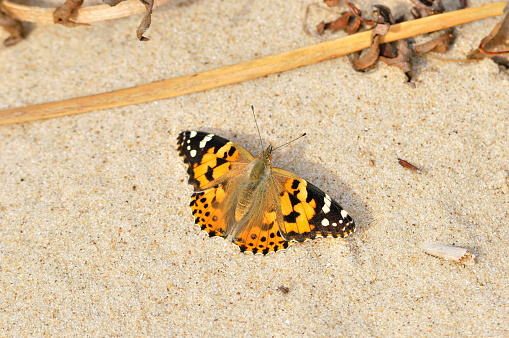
[0,2,506,125]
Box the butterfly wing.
[271,167,355,242]
[177,131,254,191]
[230,179,290,255]
[177,131,254,238]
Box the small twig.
[0,0,172,24]
[0,2,505,126]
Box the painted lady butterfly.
[177,131,355,254]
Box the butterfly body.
[177,131,355,255]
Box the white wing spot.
[339,219,343,224]
[199,134,214,148]
[187,145,191,150]
[190,150,197,157]
[341,210,349,218]
[187,139,191,144]
[189,131,197,138]
[332,222,337,227]
[322,219,329,226]
[322,195,331,214]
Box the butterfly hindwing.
[231,188,290,255]
[232,215,290,255]
[189,183,231,238]
[177,131,253,191]
[272,168,355,242]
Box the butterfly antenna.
[273,133,307,152]
[251,105,264,151]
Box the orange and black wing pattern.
[177,131,252,239]
[273,168,355,243]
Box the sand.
[1,0,508,336]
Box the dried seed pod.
[423,243,475,265]
[398,158,421,173]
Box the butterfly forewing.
[177,131,253,191]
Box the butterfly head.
[257,144,274,164]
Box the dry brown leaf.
[468,11,509,67]
[103,0,153,41]
[372,6,415,87]
[343,0,374,26]
[320,12,361,34]
[380,39,415,87]
[53,0,90,27]
[0,8,25,46]
[409,0,444,18]
[136,0,154,41]
[414,28,454,54]
[103,0,125,5]
[351,23,389,70]
[316,21,326,35]
[324,0,340,7]
[478,11,509,56]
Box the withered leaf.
[0,8,25,46]
[343,0,374,26]
[409,0,444,17]
[468,11,509,67]
[316,21,326,35]
[53,0,90,27]
[320,12,361,35]
[380,39,415,87]
[324,0,340,7]
[478,11,509,56]
[414,29,454,54]
[103,0,125,5]
[351,23,389,70]
[371,6,415,87]
[104,0,154,41]
[374,5,395,24]
[137,0,154,41]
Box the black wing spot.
[216,157,228,167]
[306,192,313,203]
[291,179,299,190]
[284,210,301,224]
[205,166,214,181]
[228,146,236,157]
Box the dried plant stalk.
[0,2,505,126]
[0,0,172,24]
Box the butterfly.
[177,130,355,254]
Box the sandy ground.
[1,0,508,336]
